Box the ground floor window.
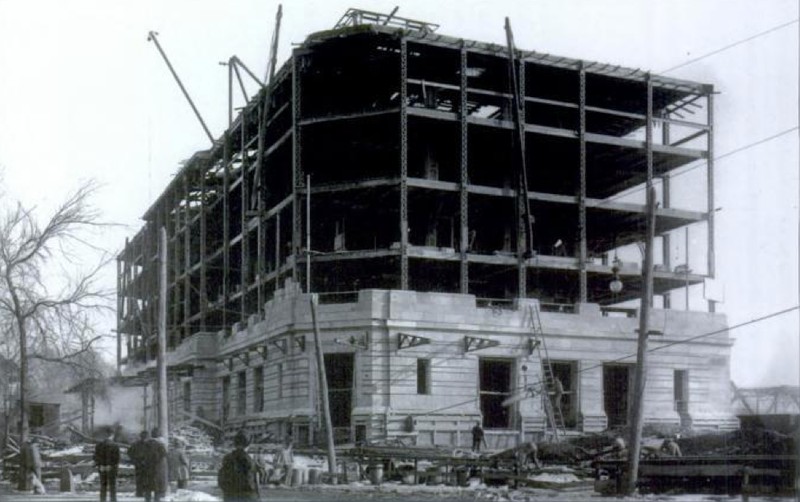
[325,353,354,442]
[549,360,578,428]
[674,369,689,413]
[479,358,513,429]
[603,364,633,428]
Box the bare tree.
[0,181,113,488]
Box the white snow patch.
[48,446,85,457]
[529,472,581,484]
[165,489,221,501]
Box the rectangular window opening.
[479,358,513,429]
[254,366,264,413]
[183,381,191,413]
[674,369,688,413]
[237,371,247,416]
[417,359,431,395]
[221,376,231,423]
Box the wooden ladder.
[528,304,565,442]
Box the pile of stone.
[171,424,215,453]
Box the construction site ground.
[2,425,797,500]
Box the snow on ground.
[167,488,221,501]
[528,472,581,484]
[47,446,85,457]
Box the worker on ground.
[471,422,487,452]
[168,440,191,489]
[660,437,682,457]
[612,437,627,460]
[127,431,149,498]
[515,441,541,470]
[94,428,120,502]
[274,436,295,485]
[218,431,260,501]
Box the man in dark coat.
[138,429,167,502]
[218,431,260,502]
[94,429,121,502]
[127,430,149,497]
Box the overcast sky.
[0,0,797,387]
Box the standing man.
[218,431,260,502]
[140,429,167,502]
[127,431,149,498]
[471,422,487,452]
[94,429,120,502]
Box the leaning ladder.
[527,304,566,442]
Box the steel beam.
[459,43,469,294]
[292,51,303,285]
[578,63,587,303]
[400,38,409,290]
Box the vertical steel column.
[292,51,303,286]
[706,91,716,313]
[399,38,409,290]
[578,63,588,303]
[199,161,208,332]
[241,104,249,320]
[661,112,672,309]
[275,213,281,291]
[644,74,654,309]
[459,43,469,294]
[222,63,232,333]
[116,257,123,373]
[143,223,151,362]
[169,199,178,348]
[183,174,191,340]
[256,99,265,316]
[646,75,654,187]
[661,177,672,308]
[516,58,527,299]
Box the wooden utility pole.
[157,227,170,493]
[625,186,657,494]
[310,294,337,481]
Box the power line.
[578,305,800,376]
[661,19,799,73]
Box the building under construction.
[117,9,737,446]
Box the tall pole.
[625,186,657,494]
[310,294,337,481]
[157,228,170,492]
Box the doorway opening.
[479,358,513,429]
[603,364,632,428]
[549,361,578,428]
[325,353,354,443]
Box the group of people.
[89,428,190,502]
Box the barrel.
[369,464,383,485]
